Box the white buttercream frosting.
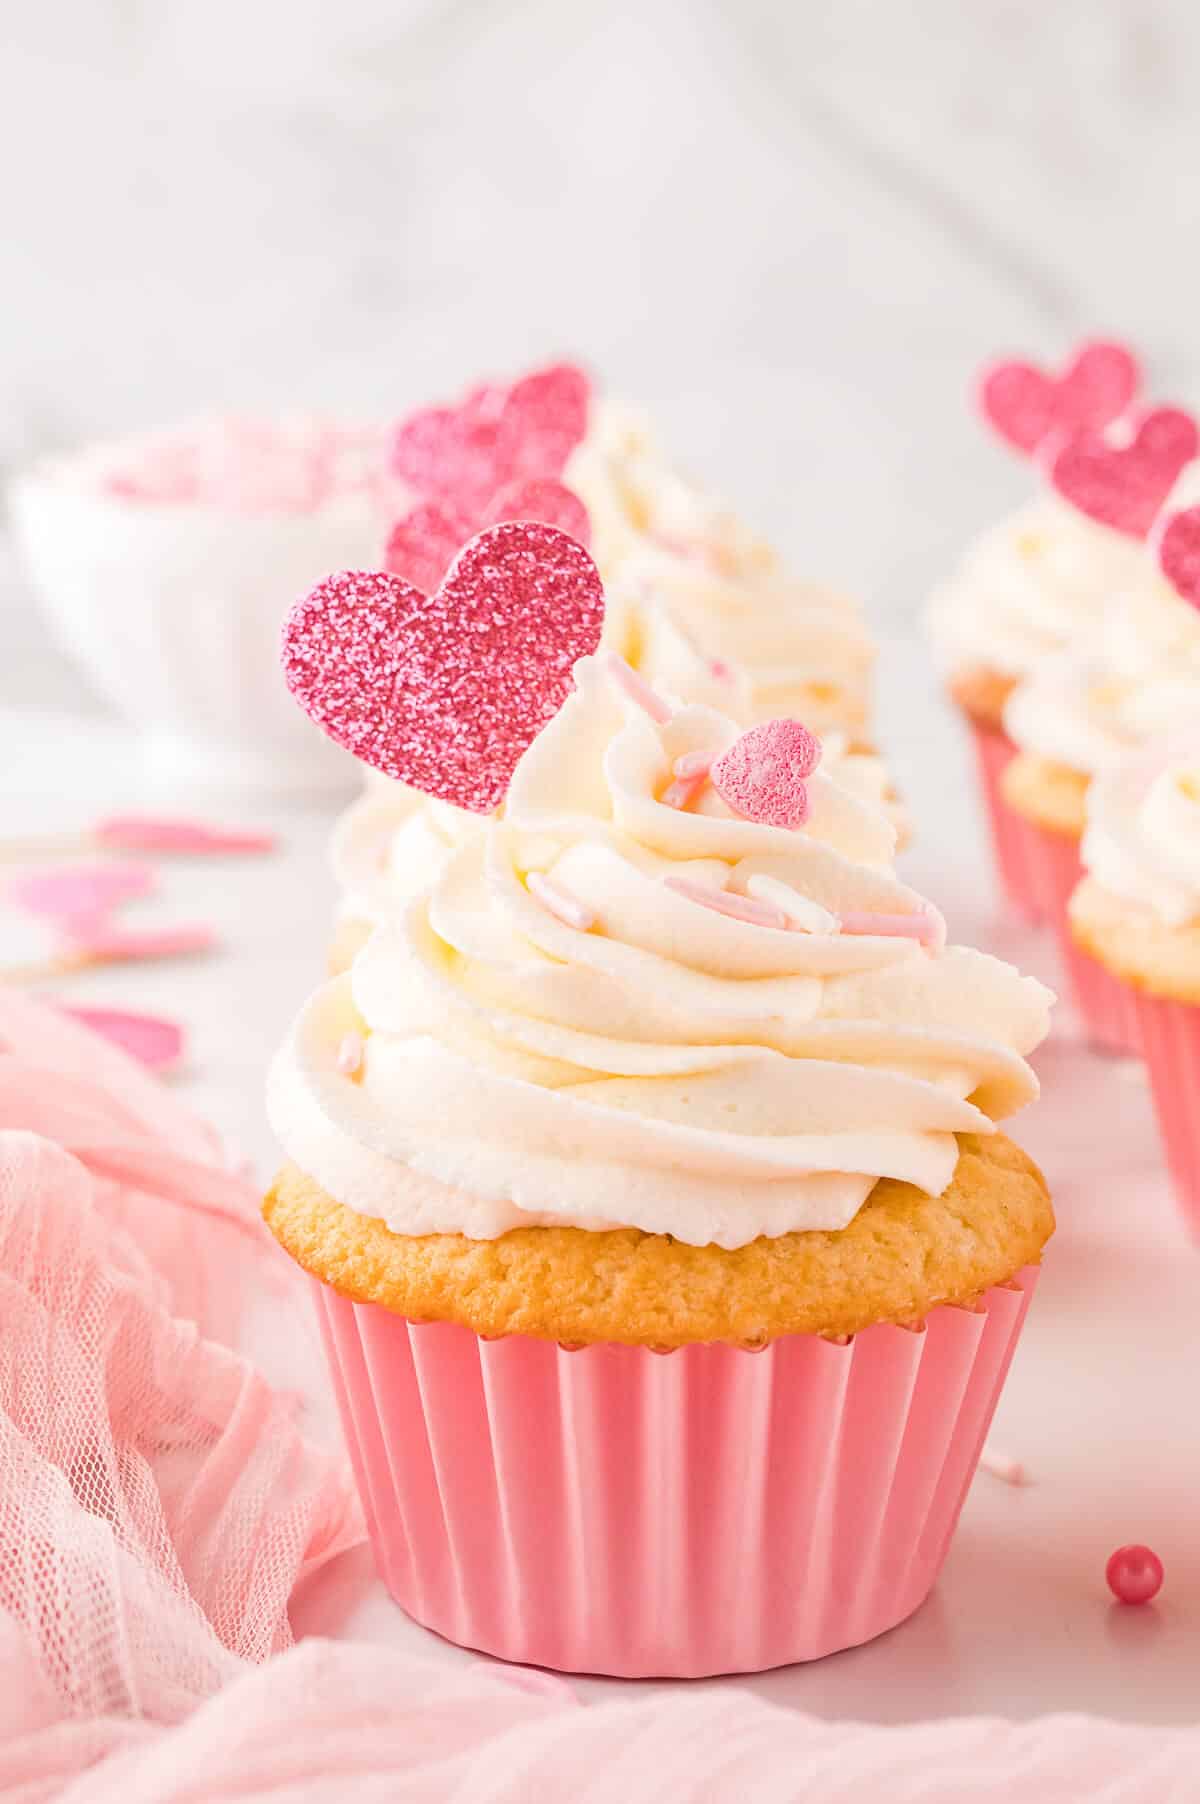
[272,657,1050,1247]
[927,495,1147,683]
[1081,736,1200,926]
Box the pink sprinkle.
[61,922,217,963]
[978,1445,1028,1487]
[673,750,713,780]
[664,875,790,931]
[527,871,595,932]
[337,1031,365,1076]
[9,863,154,924]
[95,816,275,855]
[58,1005,185,1071]
[710,719,822,830]
[1106,1545,1164,1606]
[839,910,942,948]
[710,658,734,684]
[604,653,673,724]
[660,765,710,811]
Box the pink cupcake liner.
[1058,935,1142,1058]
[1002,810,1082,939]
[965,721,1041,923]
[313,1268,1038,1677]
[1132,990,1200,1235]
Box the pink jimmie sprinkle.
[664,875,790,931]
[673,750,713,780]
[710,720,822,830]
[95,817,276,855]
[61,922,217,964]
[336,1031,365,1076]
[978,1445,1028,1487]
[604,653,673,724]
[527,870,595,931]
[9,863,154,924]
[661,752,712,812]
[839,910,943,949]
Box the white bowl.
[10,444,392,797]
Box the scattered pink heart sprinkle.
[1047,405,1199,539]
[1157,505,1200,609]
[709,720,821,829]
[389,362,590,514]
[281,522,606,813]
[58,1005,185,1070]
[9,864,154,924]
[978,339,1140,456]
[95,817,275,854]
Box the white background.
[3,1,1200,1730]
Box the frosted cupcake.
[1001,478,1200,1048]
[10,416,398,793]
[1070,733,1200,1229]
[927,340,1149,917]
[268,523,1053,1676]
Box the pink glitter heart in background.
[978,339,1140,456]
[282,521,606,813]
[1157,505,1200,609]
[710,719,822,829]
[1047,406,1199,538]
[385,480,590,595]
[389,362,590,516]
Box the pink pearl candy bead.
[1106,1544,1164,1605]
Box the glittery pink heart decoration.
[389,362,590,514]
[1047,406,1200,539]
[1157,505,1200,609]
[282,522,606,813]
[385,481,591,595]
[710,720,822,829]
[978,340,1140,455]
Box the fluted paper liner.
[966,720,1041,923]
[1060,936,1142,1058]
[1133,992,1200,1235]
[313,1268,1038,1677]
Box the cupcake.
[1070,733,1200,1230]
[267,524,1053,1676]
[927,340,1147,918]
[1000,476,1200,1049]
[10,415,399,794]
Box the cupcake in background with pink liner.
[266,520,1054,1677]
[1000,466,1200,1052]
[926,339,1147,919]
[10,414,403,794]
[1069,729,1200,1232]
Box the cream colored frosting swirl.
[272,657,1049,1247]
[1081,735,1200,926]
[927,495,1147,682]
[565,401,876,732]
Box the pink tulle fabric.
[0,988,1195,1799]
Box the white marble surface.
[4,637,1199,1728]
[4,1,1200,709]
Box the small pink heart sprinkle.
[58,1005,185,1070]
[9,864,154,923]
[978,340,1140,455]
[282,522,606,814]
[1157,505,1200,609]
[709,720,821,829]
[95,817,275,854]
[389,362,590,515]
[1048,405,1200,539]
[383,501,474,594]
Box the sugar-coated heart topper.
[1047,406,1200,539]
[710,720,822,830]
[978,339,1140,456]
[389,362,591,516]
[384,478,590,595]
[1157,505,1200,610]
[281,521,606,814]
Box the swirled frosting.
[273,656,1050,1247]
[565,401,875,731]
[1081,736,1200,926]
[927,495,1147,682]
